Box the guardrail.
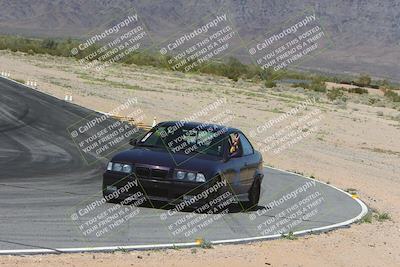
[106,114,154,131]
[95,110,156,131]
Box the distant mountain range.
[0,0,399,81]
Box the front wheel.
[243,179,261,209]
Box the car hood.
[111,146,221,173]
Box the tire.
[203,177,230,213]
[243,179,261,209]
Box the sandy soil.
[0,50,399,267]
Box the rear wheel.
[243,179,261,209]
[203,177,231,213]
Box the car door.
[222,132,248,197]
[238,132,258,193]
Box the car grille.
[135,166,169,179]
[152,169,168,179]
[135,167,151,178]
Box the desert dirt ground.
[0,50,399,266]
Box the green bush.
[368,84,380,89]
[0,34,372,87]
[265,79,277,88]
[375,212,391,222]
[291,78,326,92]
[368,98,376,105]
[197,57,265,82]
[359,213,373,224]
[357,74,372,87]
[225,57,247,81]
[384,90,400,102]
[349,87,368,94]
[0,35,87,57]
[291,82,309,89]
[309,78,327,92]
[327,88,344,101]
[377,79,390,88]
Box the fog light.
[107,185,117,191]
[183,195,194,201]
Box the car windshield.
[137,124,226,157]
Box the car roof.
[156,121,240,134]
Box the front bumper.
[103,171,213,204]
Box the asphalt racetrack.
[0,77,367,254]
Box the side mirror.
[129,138,137,146]
[223,153,232,162]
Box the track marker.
[1,71,10,77]
[64,94,73,102]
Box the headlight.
[176,171,186,180]
[108,162,132,174]
[122,164,132,173]
[195,173,206,183]
[113,163,123,172]
[174,170,206,182]
[187,172,196,181]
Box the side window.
[228,132,242,158]
[239,133,254,156]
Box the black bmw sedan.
[103,121,264,208]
